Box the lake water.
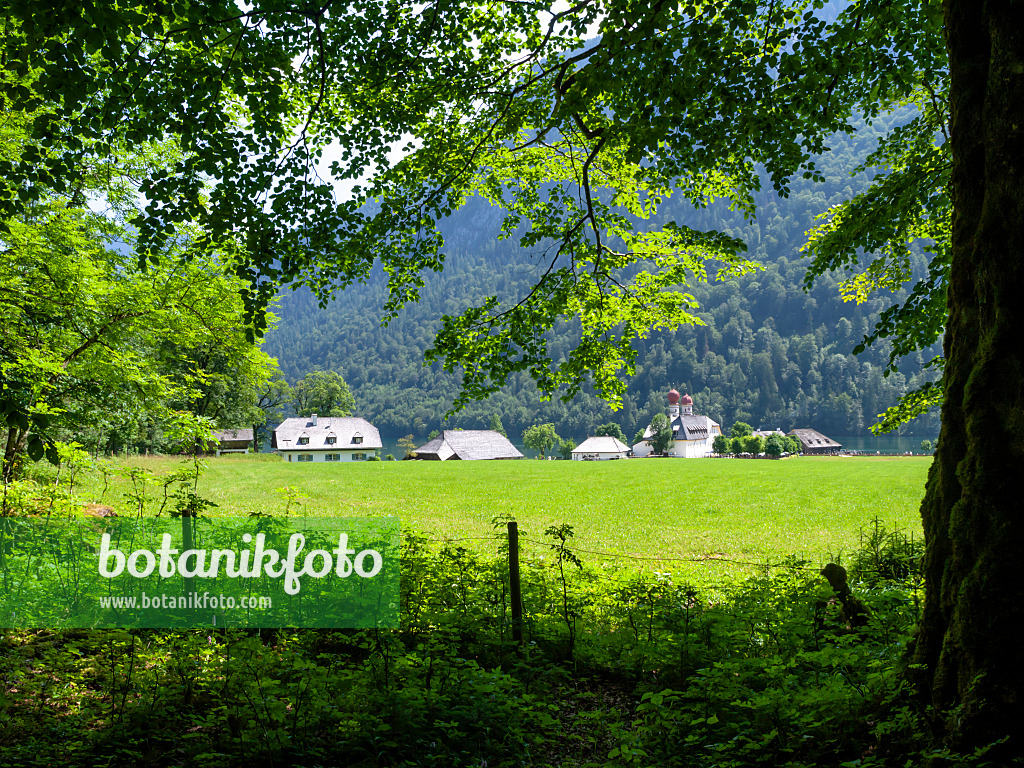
[831,434,938,455]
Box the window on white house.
[325,454,341,461]
[297,454,313,462]
[326,436,337,445]
[352,434,363,444]
[298,436,309,445]
[353,453,366,460]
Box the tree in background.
[0,109,273,472]
[730,436,746,456]
[594,422,627,443]
[730,422,754,439]
[649,414,673,455]
[742,435,765,456]
[292,371,354,418]
[163,327,278,430]
[920,439,933,454]
[557,438,575,461]
[764,434,786,457]
[396,435,419,459]
[712,434,731,456]
[523,423,560,458]
[488,414,507,437]
[253,372,293,451]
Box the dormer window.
[352,433,363,445]
[298,434,310,445]
[326,435,337,445]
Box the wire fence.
[412,531,829,574]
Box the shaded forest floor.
[3,517,1002,768]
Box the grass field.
[73,454,929,577]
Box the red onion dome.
[667,389,680,404]
[680,393,693,405]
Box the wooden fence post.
[508,521,523,645]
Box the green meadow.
[77,454,929,578]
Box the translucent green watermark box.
[0,516,399,628]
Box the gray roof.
[413,430,523,460]
[787,428,842,449]
[675,414,717,439]
[214,428,253,443]
[643,414,720,440]
[572,436,630,454]
[273,417,382,451]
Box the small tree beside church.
[712,434,731,455]
[649,414,673,455]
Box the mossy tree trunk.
[911,0,1024,753]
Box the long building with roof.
[409,430,523,461]
[633,390,723,458]
[787,428,842,454]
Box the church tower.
[681,393,693,416]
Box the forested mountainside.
[264,108,941,442]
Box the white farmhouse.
[272,414,381,462]
[571,436,630,461]
[632,390,723,458]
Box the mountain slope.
[264,109,941,441]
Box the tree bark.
[911,0,1024,753]
[2,427,26,484]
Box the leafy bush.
[849,517,925,584]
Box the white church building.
[632,390,722,458]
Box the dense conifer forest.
[264,109,941,441]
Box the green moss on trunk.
[911,0,1024,754]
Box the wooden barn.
[787,428,843,455]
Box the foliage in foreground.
[2,515,1008,768]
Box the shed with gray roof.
[409,430,523,461]
[212,428,254,456]
[571,436,630,460]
